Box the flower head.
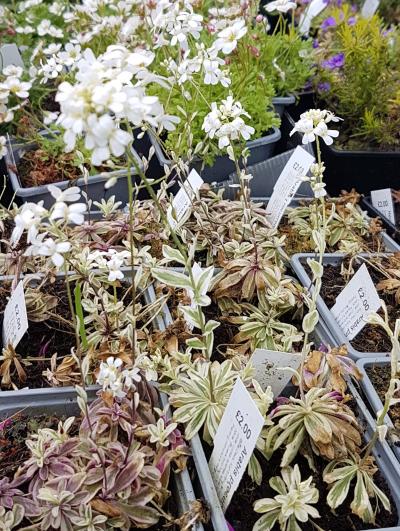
[214,19,247,55]
[265,0,297,13]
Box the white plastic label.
[2,281,29,349]
[0,44,24,69]
[266,146,315,228]
[249,349,301,396]
[299,0,328,35]
[209,378,264,511]
[371,188,395,224]
[361,0,380,17]
[169,169,203,228]
[331,264,381,340]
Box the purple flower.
[322,52,345,70]
[318,82,331,92]
[313,39,319,48]
[348,16,356,26]
[321,16,336,30]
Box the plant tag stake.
[209,378,264,512]
[361,0,380,17]
[371,188,395,224]
[249,349,301,396]
[169,169,203,228]
[299,0,328,35]
[0,44,24,69]
[2,281,28,349]
[331,264,381,341]
[266,146,315,229]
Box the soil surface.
[226,444,397,530]
[366,364,400,439]
[17,148,82,187]
[0,280,74,389]
[318,261,398,353]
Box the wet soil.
[226,445,397,530]
[366,364,400,438]
[318,261,398,353]
[0,280,74,389]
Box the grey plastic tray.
[357,357,400,462]
[6,138,143,208]
[149,127,282,184]
[291,252,399,359]
[272,95,296,118]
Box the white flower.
[105,250,129,282]
[97,356,126,398]
[313,120,339,145]
[265,0,297,13]
[57,43,82,66]
[291,118,316,144]
[1,77,31,99]
[43,43,62,56]
[11,202,47,245]
[214,19,247,55]
[48,185,82,203]
[43,111,59,125]
[122,367,141,389]
[0,136,6,158]
[312,182,327,198]
[50,202,87,225]
[203,59,230,87]
[38,58,63,84]
[2,65,23,78]
[25,236,71,267]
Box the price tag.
[331,264,381,340]
[371,188,395,224]
[249,349,301,396]
[299,0,328,35]
[0,44,24,69]
[2,281,28,349]
[266,146,315,228]
[209,378,264,511]
[361,0,380,17]
[168,169,203,228]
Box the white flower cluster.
[148,0,203,51]
[0,65,32,124]
[12,186,87,267]
[290,109,341,146]
[37,43,82,85]
[202,95,255,151]
[97,356,141,398]
[84,248,131,282]
[55,45,176,165]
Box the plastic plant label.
[2,281,29,349]
[299,0,328,35]
[331,264,381,341]
[0,44,24,68]
[371,188,395,224]
[169,169,203,228]
[249,349,302,396]
[361,0,380,17]
[266,146,315,228]
[209,378,264,512]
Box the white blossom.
[25,236,71,267]
[48,185,82,203]
[290,109,341,145]
[11,202,47,245]
[265,0,297,13]
[214,19,247,55]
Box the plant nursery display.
[1,0,400,530]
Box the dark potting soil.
[225,446,397,530]
[318,261,398,353]
[0,280,74,389]
[366,364,400,438]
[0,413,71,478]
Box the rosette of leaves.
[263,387,361,467]
[253,465,320,531]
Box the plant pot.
[149,128,282,184]
[362,196,400,244]
[290,252,399,360]
[272,95,296,118]
[5,139,144,209]
[285,108,400,196]
[356,357,400,463]
[0,385,205,531]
